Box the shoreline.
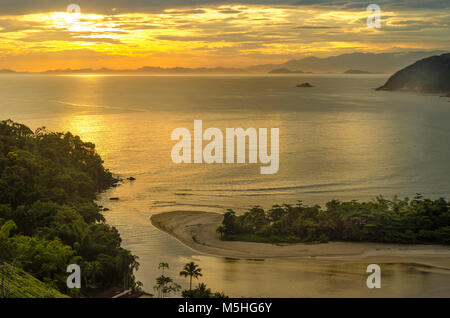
[151,211,450,268]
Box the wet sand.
[151,211,450,268]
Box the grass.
[0,264,69,298]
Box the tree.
[182,283,228,298]
[0,120,140,294]
[221,209,239,234]
[179,262,202,290]
[158,262,169,275]
[153,275,181,298]
[182,282,211,298]
[216,226,225,238]
[153,262,180,298]
[0,220,17,260]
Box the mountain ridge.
[1,51,444,75]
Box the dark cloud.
[0,0,448,15]
[0,19,45,33]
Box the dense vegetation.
[217,196,450,244]
[0,120,140,296]
[154,262,227,298]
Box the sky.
[0,0,449,71]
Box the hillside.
[376,53,450,93]
[0,264,68,298]
[0,120,140,296]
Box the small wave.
[194,182,352,193]
[53,100,146,113]
[178,175,399,194]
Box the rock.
[296,82,313,88]
[376,53,450,93]
[109,197,119,201]
[102,208,110,212]
[127,177,136,181]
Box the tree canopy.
[219,195,450,245]
[0,120,139,296]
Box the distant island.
[0,69,17,74]
[344,69,373,74]
[0,51,445,75]
[296,82,313,88]
[269,68,304,74]
[377,53,450,93]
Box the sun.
[64,11,82,25]
[49,11,105,32]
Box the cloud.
[0,18,45,33]
[0,0,449,15]
[0,2,448,71]
[295,25,338,29]
[17,29,123,45]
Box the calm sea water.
[1,74,449,297]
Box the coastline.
[151,211,450,268]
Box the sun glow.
[0,4,448,72]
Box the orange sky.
[0,4,448,71]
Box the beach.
[151,211,450,268]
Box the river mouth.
[97,186,450,298]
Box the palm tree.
[179,262,203,290]
[158,262,169,275]
[154,275,181,298]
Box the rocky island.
[296,82,313,88]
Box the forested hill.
[0,120,140,297]
[376,53,450,93]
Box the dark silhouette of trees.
[179,262,202,290]
[0,120,140,295]
[218,196,450,244]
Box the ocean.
[1,74,449,297]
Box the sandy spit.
[151,211,450,268]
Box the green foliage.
[153,262,180,298]
[8,235,77,290]
[0,120,139,295]
[182,283,228,298]
[154,275,181,298]
[151,261,227,298]
[219,196,450,245]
